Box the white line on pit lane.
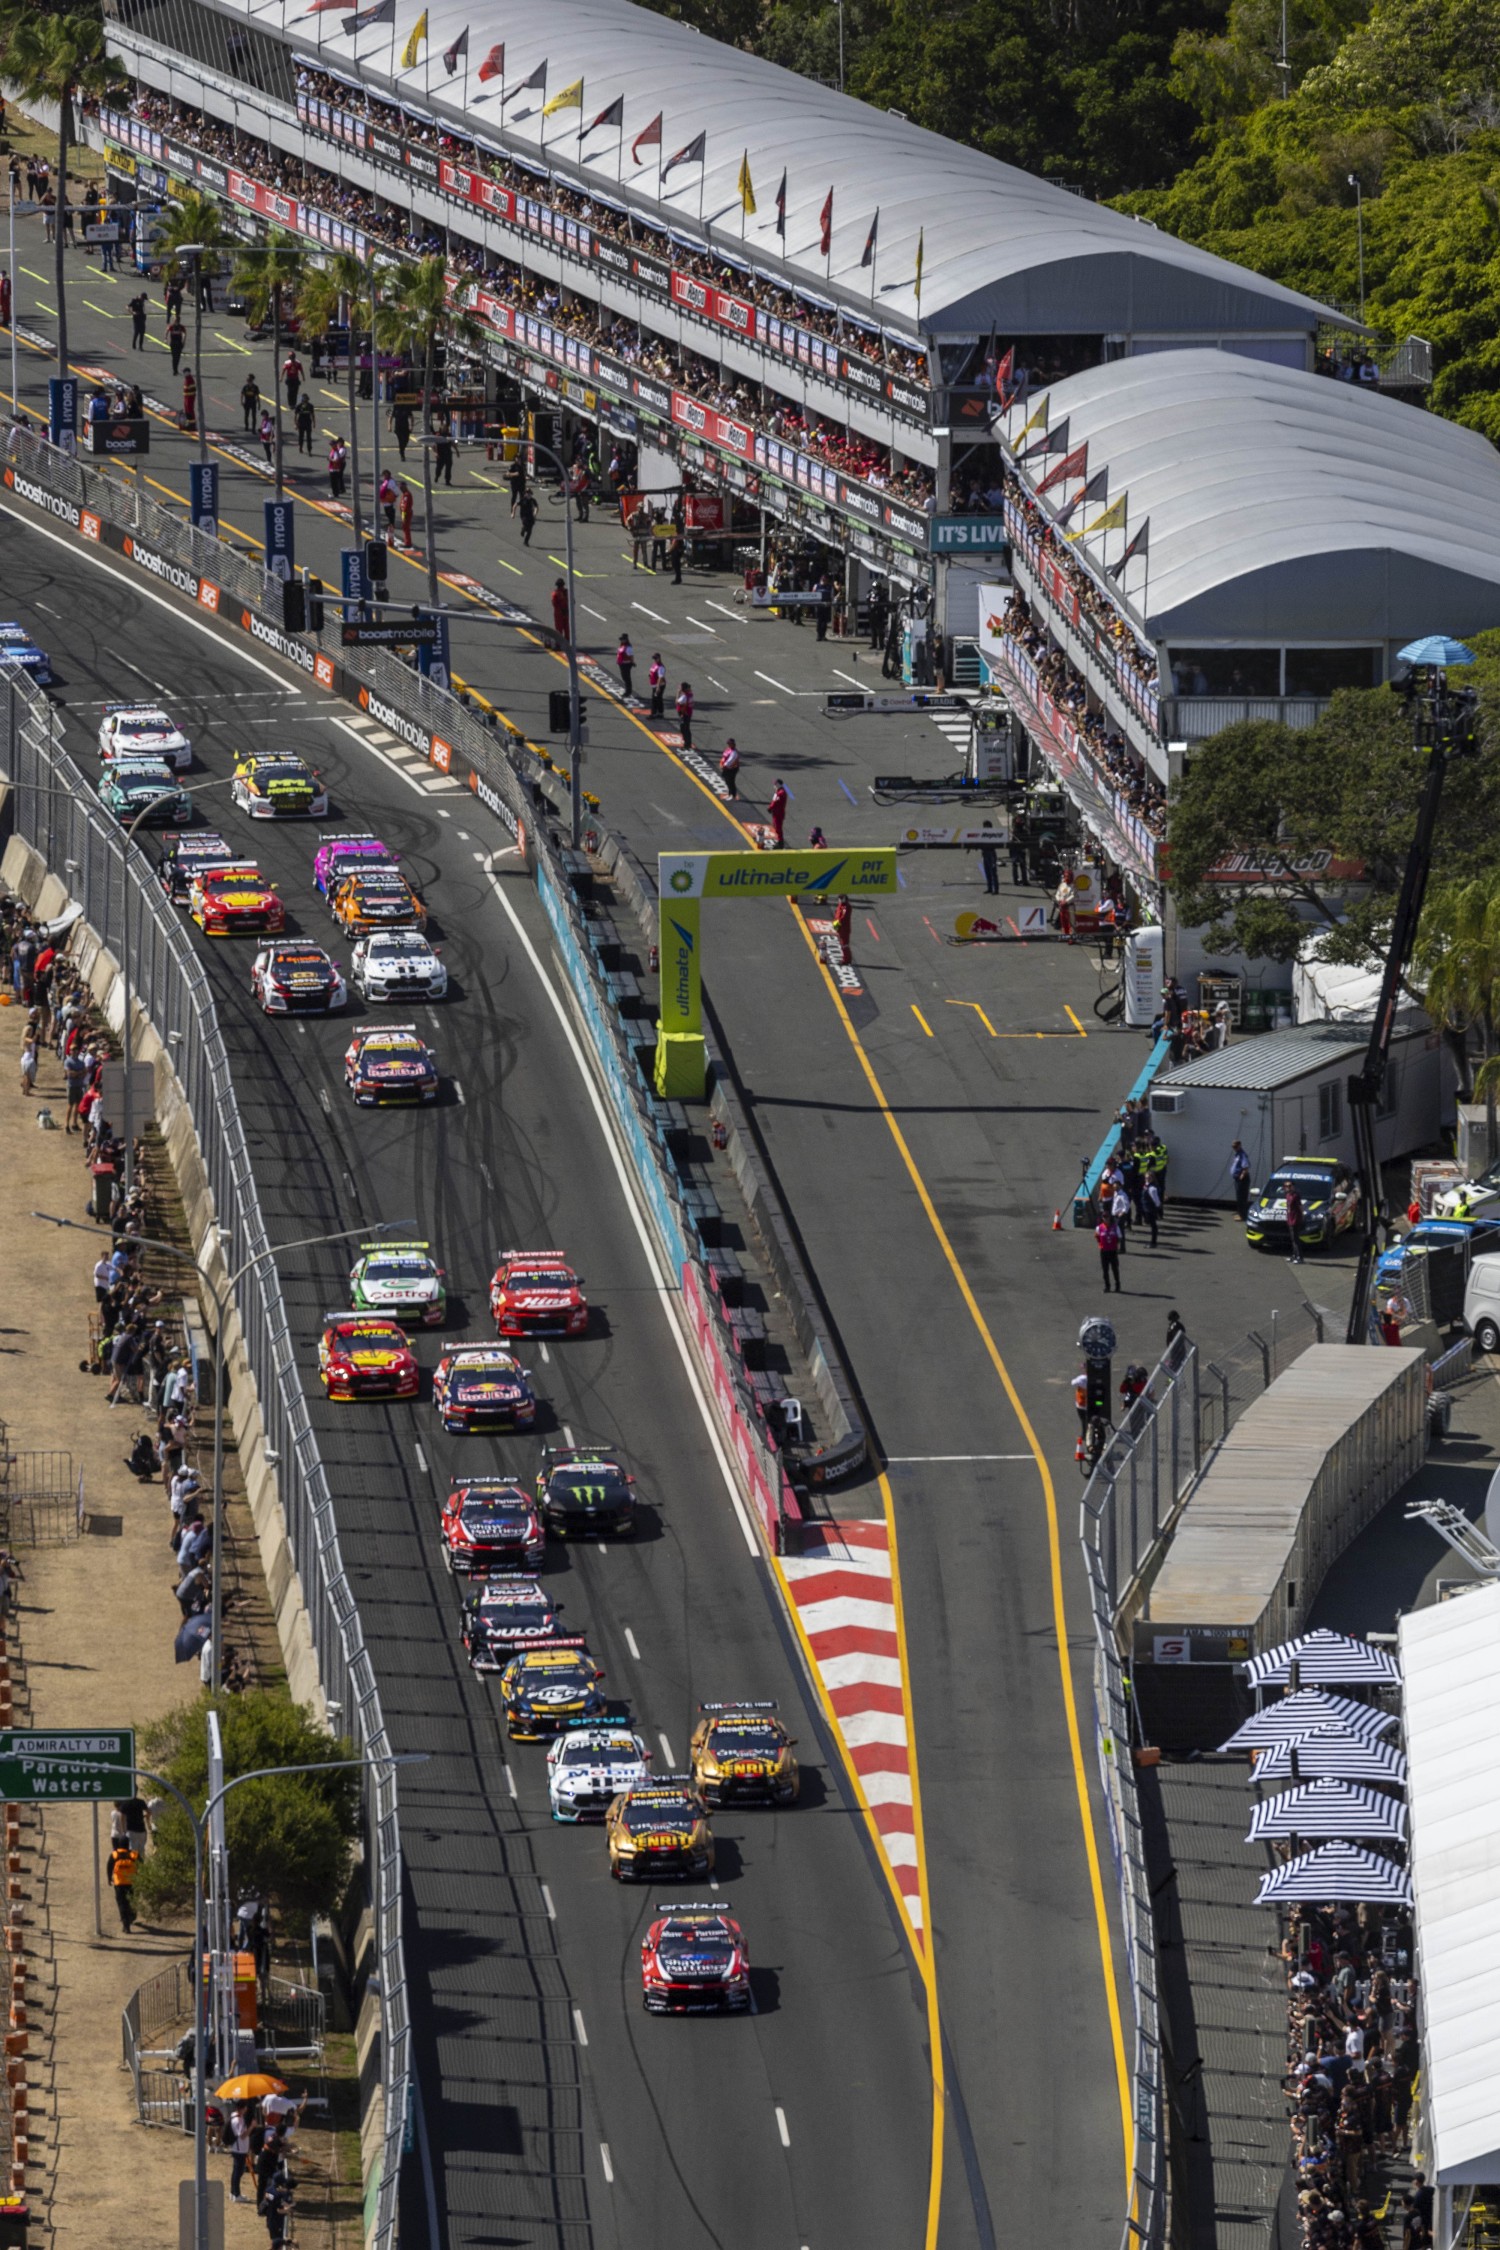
[657,1732,674,1767]
[540,1881,556,1921]
[563,1424,575,1446]
[705,599,747,626]
[776,2108,791,2149]
[503,1764,517,1799]
[631,599,668,623]
[537,1341,549,1363]
[624,1628,640,1660]
[317,1087,331,1114]
[754,670,800,696]
[600,2145,614,2185]
[414,1442,428,1476]
[572,2005,589,2047]
[452,1079,465,1104]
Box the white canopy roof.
[1400,1581,1500,2185]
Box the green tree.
[1412,880,1500,1158]
[2,10,126,378]
[232,231,305,504]
[299,251,370,541]
[153,192,232,445]
[375,254,482,611]
[133,1690,360,1923]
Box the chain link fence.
[2,673,407,2247]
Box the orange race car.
[329,868,427,937]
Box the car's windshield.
[623,1796,695,1832]
[511,1269,575,1290]
[461,1501,523,1530]
[481,1596,551,1628]
[363,1257,430,1280]
[711,1724,781,1755]
[661,1921,732,1949]
[560,1738,636,1766]
[552,1467,627,1499]
[1268,1171,1335,1194]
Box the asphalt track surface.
[0,518,936,2250]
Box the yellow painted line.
[20,268,49,286]
[545,554,609,575]
[912,1005,933,1037]
[318,385,344,402]
[83,300,116,319]
[947,998,996,1037]
[493,554,523,576]
[470,471,502,489]
[214,332,252,357]
[33,301,55,316]
[1065,1004,1087,1036]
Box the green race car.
[98,757,193,827]
[347,1240,448,1326]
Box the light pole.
[1348,173,1365,324]
[173,243,210,469]
[515,433,585,846]
[32,1212,414,1692]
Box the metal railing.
[1159,693,1331,740]
[2,1451,84,1545]
[3,672,407,2249]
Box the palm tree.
[153,192,232,457]
[375,254,482,614]
[231,231,305,503]
[297,250,367,540]
[4,11,126,379]
[1414,877,1500,1163]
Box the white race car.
[546,1722,651,1823]
[99,703,192,770]
[351,929,448,1002]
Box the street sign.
[341,621,439,646]
[0,1728,136,1800]
[339,546,368,624]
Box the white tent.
[1244,1630,1401,1692]
[1254,1841,1413,1907]
[1252,1727,1409,1785]
[1222,1689,1396,1751]
[1247,1778,1407,1844]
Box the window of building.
[1283,647,1382,697]
[1168,647,1280,697]
[1319,1079,1343,1142]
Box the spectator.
[107,1323,143,1408]
[226,2103,255,2203]
[240,373,260,432]
[550,578,570,642]
[106,1839,139,1931]
[1231,1140,1252,1223]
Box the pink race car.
[314,832,397,899]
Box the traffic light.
[365,538,388,584]
[281,577,306,633]
[307,575,326,632]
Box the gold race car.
[605,1779,714,1882]
[690,1702,800,1807]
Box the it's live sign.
[0,1728,136,1801]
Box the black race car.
[158,830,235,906]
[536,1446,637,1539]
[1245,1157,1360,1252]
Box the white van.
[1464,1252,1500,1352]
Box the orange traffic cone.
[1052,1209,1063,1232]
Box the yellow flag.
[737,150,756,216]
[1014,392,1049,443]
[1069,494,1127,540]
[398,9,426,66]
[542,77,584,116]
[914,227,924,304]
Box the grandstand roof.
[240,0,1342,339]
[1013,351,1500,643]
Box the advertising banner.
[189,462,218,533]
[660,849,898,900]
[264,498,295,583]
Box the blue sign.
[189,462,219,535]
[340,547,368,623]
[416,611,451,692]
[48,377,79,450]
[930,515,1010,555]
[264,498,295,583]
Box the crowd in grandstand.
[1000,596,1167,842]
[1002,471,1157,696]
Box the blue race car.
[1376,1215,1500,1289]
[0,625,53,685]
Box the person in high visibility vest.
[107,1841,140,1931]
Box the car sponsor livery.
[461,1577,561,1669]
[690,1702,800,1806]
[490,1251,588,1337]
[1245,1158,1360,1251]
[348,1240,446,1325]
[351,929,448,1002]
[606,1781,714,1881]
[99,703,191,769]
[233,753,330,818]
[546,1721,650,1822]
[158,830,234,905]
[536,1447,635,1538]
[330,869,426,935]
[314,833,396,896]
[0,624,53,684]
[499,1637,606,1741]
[343,1023,439,1105]
[431,1343,536,1431]
[317,1313,420,1400]
[439,1478,545,1576]
[190,861,284,935]
[98,756,193,826]
[641,1906,750,2013]
[250,941,346,1014]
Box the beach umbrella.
[174,1614,211,1664]
[1244,1630,1400,1692]
[1251,1727,1408,1787]
[1254,1841,1411,1907]
[1247,1777,1407,1844]
[1221,1689,1395,1751]
[1397,636,1475,668]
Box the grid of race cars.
[101,701,798,2017]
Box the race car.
[99,703,192,769]
[536,1447,635,1539]
[250,940,346,1015]
[351,929,448,1003]
[348,1239,447,1325]
[314,833,397,898]
[317,1313,420,1401]
[490,1252,589,1339]
[606,1779,714,1882]
[0,625,53,684]
[158,830,234,906]
[640,1905,750,2014]
[431,1343,536,1431]
[98,756,193,827]
[232,753,330,819]
[689,1702,800,1807]
[330,870,427,937]
[343,1024,439,1106]
[461,1576,563,1668]
[190,862,285,937]
[1245,1157,1360,1252]
[498,1637,607,1741]
[439,1476,545,1576]
[546,1720,650,1822]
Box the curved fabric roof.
[229,0,1339,338]
[1018,351,1500,642]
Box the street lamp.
[31,1212,415,1693]
[171,242,211,469]
[513,433,586,847]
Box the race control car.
[0,625,53,685]
[536,1447,635,1539]
[606,1780,714,1882]
[158,831,234,906]
[330,870,426,937]
[490,1252,589,1339]
[1245,1157,1360,1252]
[314,834,397,897]
[251,940,346,1015]
[640,1906,750,2014]
[431,1343,536,1431]
[461,1577,562,1668]
[546,1721,650,1822]
[343,1024,439,1106]
[1376,1215,1500,1291]
[348,1240,447,1325]
[318,1313,420,1401]
[498,1638,607,1742]
[689,1702,800,1807]
[439,1477,545,1576]
[351,929,448,1003]
[190,862,285,937]
[232,753,330,819]
[98,757,193,827]
[99,703,192,769]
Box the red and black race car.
[343,1023,440,1107]
[640,1905,752,2015]
[318,1313,421,1401]
[439,1477,546,1576]
[489,1251,589,1338]
[431,1344,537,1432]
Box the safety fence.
[2,673,408,2248]
[1,1453,84,1547]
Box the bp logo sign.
[670,868,694,892]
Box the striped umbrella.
[1221,1690,1396,1752]
[1252,1727,1408,1786]
[1244,1630,1401,1691]
[1247,1778,1407,1844]
[1254,1841,1412,1907]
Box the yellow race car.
[498,1638,607,1742]
[690,1701,800,1808]
[605,1779,714,1882]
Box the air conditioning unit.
[1151,1090,1186,1113]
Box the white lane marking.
[297,1023,307,1036]
[484,872,758,1557]
[572,2005,589,2047]
[658,1732,674,1767]
[755,670,797,695]
[624,1628,640,1660]
[563,1424,575,1446]
[885,1453,1035,1462]
[594,1539,607,1551]
[414,1442,428,1475]
[540,1882,556,1921]
[708,1874,719,1891]
[452,1079,465,1104]
[580,601,606,622]
[685,615,719,634]
[537,1340,550,1363]
[471,850,487,863]
[34,601,61,619]
[831,667,864,689]
[478,1161,494,1192]
[631,599,669,623]
[438,808,451,818]
[704,675,730,694]
[456,830,471,840]
[427,1008,441,1028]
[776,2108,791,2148]
[317,1086,331,1114]
[330,715,442,797]
[705,599,747,626]
[600,2145,614,2185]
[503,1764,517,1800]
